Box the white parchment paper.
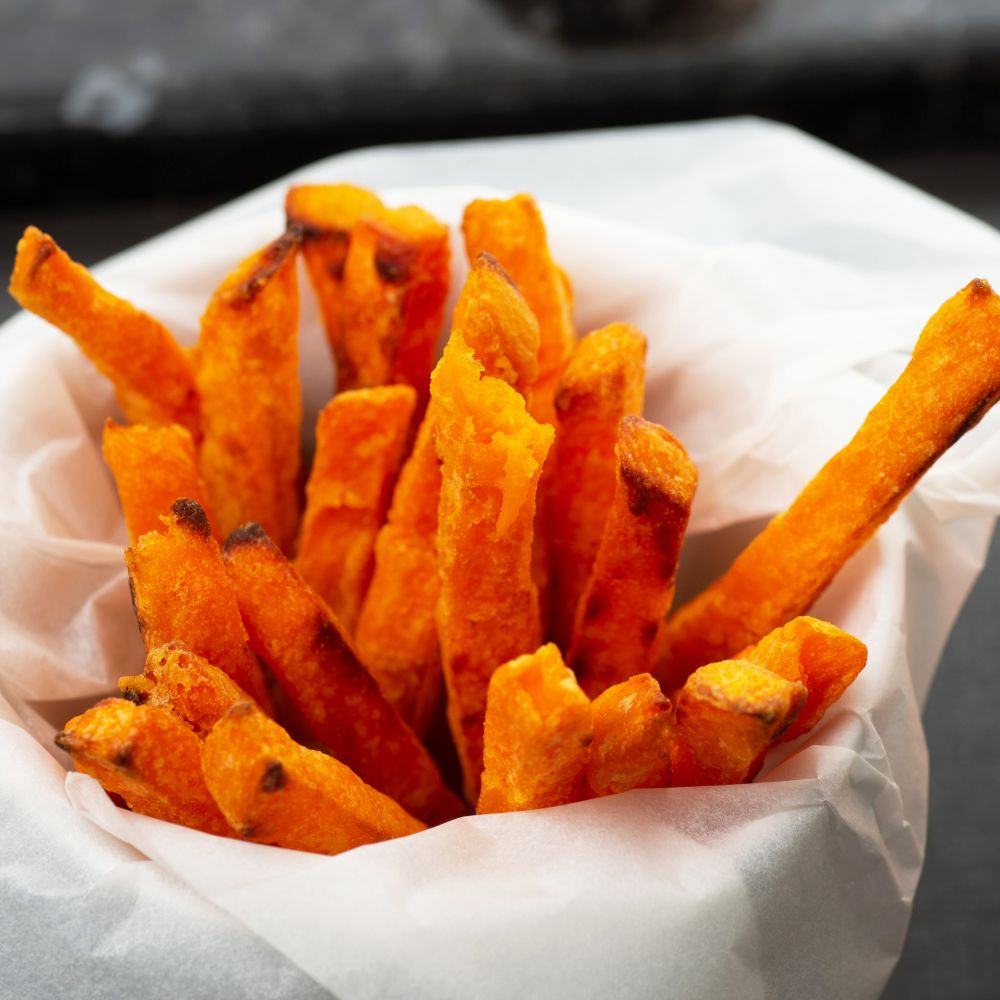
[3,118,1000,1000]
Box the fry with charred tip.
[570,416,697,698]
[432,325,554,802]
[126,499,272,714]
[478,644,592,814]
[195,229,302,552]
[296,385,417,634]
[55,698,231,835]
[202,701,425,855]
[548,323,647,649]
[222,522,465,825]
[671,660,807,786]
[355,254,540,734]
[658,279,1000,691]
[103,421,215,544]
[587,673,673,797]
[8,226,200,436]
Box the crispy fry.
[202,701,425,854]
[195,229,302,551]
[355,254,540,734]
[432,327,554,801]
[671,660,807,786]
[295,385,417,633]
[126,499,272,714]
[9,227,199,436]
[478,644,592,813]
[657,279,1000,690]
[285,183,384,385]
[340,205,450,407]
[222,523,464,825]
[570,416,697,697]
[55,698,230,835]
[102,420,214,544]
[586,673,673,797]
[548,324,647,648]
[740,617,868,742]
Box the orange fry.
[432,326,554,801]
[102,420,214,544]
[202,701,424,854]
[478,644,592,814]
[55,698,230,835]
[548,323,647,648]
[587,673,673,797]
[570,416,697,697]
[126,499,272,714]
[195,229,302,551]
[671,660,807,786]
[741,617,868,742]
[222,523,464,825]
[658,279,1000,690]
[296,385,417,634]
[9,226,199,436]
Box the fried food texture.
[295,385,417,634]
[222,523,465,825]
[478,644,592,814]
[201,701,425,854]
[548,323,647,648]
[102,420,214,544]
[569,416,697,698]
[195,229,302,552]
[55,698,230,835]
[657,279,1000,691]
[9,226,199,436]
[125,500,272,714]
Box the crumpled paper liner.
[3,118,1000,1000]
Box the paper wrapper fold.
[3,118,1000,1000]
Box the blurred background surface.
[2,2,998,997]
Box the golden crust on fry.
[658,279,1000,690]
[195,229,302,552]
[295,385,417,634]
[478,644,592,814]
[55,698,230,835]
[222,523,464,825]
[9,227,200,437]
[102,420,214,544]
[570,416,697,698]
[587,673,673,797]
[201,701,425,854]
[126,500,272,714]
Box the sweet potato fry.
[9,227,199,437]
[740,617,868,742]
[285,183,384,384]
[222,523,464,825]
[462,194,574,425]
[195,229,302,551]
[202,701,425,854]
[355,254,540,733]
[671,660,807,786]
[295,385,417,633]
[548,324,647,648]
[432,328,554,801]
[118,642,248,736]
[55,698,230,835]
[569,416,697,697]
[478,644,592,814]
[657,279,1000,690]
[339,205,450,407]
[102,420,214,544]
[126,499,272,714]
[586,673,673,797]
